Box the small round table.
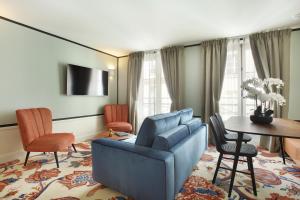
[93,131,134,141]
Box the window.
[220,38,258,120]
[137,51,172,128]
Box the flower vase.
[250,106,273,124]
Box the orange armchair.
[104,104,132,133]
[16,108,76,168]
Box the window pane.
[242,38,258,116]
[137,52,171,130]
[220,38,258,120]
[220,39,241,120]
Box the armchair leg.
[72,144,77,152]
[54,152,59,168]
[24,152,30,166]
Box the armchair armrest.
[92,139,175,200]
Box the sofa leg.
[54,152,59,168]
[72,144,77,152]
[24,152,30,166]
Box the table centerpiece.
[241,78,286,124]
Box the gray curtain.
[200,39,228,144]
[250,29,291,152]
[127,52,144,133]
[160,46,184,111]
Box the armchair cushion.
[106,122,133,132]
[26,133,75,152]
[135,111,180,147]
[152,125,189,151]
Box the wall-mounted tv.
[67,64,108,96]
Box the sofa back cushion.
[179,108,193,124]
[182,118,202,134]
[135,111,181,147]
[152,125,189,151]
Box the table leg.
[228,132,243,197]
[279,136,286,165]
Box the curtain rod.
[118,27,300,57]
[184,27,300,48]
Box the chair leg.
[54,152,59,168]
[228,155,239,197]
[24,152,30,166]
[72,144,77,152]
[212,153,223,184]
[247,157,257,196]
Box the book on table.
[115,132,129,137]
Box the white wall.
[0,20,118,162]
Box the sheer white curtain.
[220,37,257,120]
[137,51,172,129]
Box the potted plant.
[241,78,286,124]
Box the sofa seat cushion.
[285,138,300,166]
[181,118,202,134]
[136,111,181,147]
[152,125,189,151]
[26,133,75,152]
[106,122,133,132]
[179,108,193,124]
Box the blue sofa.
[92,108,208,200]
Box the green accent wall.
[0,20,118,124]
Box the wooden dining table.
[224,116,300,164]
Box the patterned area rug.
[0,142,299,200]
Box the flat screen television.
[67,64,108,96]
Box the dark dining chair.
[214,113,252,143]
[210,115,257,197]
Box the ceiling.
[1,0,300,57]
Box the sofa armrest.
[92,139,175,200]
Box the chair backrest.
[214,113,227,134]
[209,115,227,152]
[16,108,52,150]
[104,104,129,124]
